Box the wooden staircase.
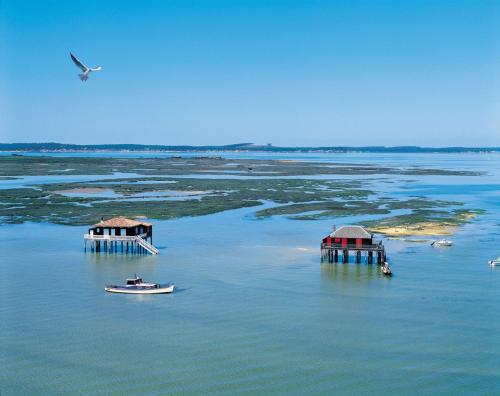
[136,235,159,255]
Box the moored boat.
[431,239,453,247]
[105,275,174,294]
[488,257,500,267]
[382,261,392,276]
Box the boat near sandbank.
[431,239,453,247]
[488,257,500,267]
[105,275,174,294]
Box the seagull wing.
[70,52,88,72]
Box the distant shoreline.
[1,143,500,154]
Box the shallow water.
[1,153,500,395]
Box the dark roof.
[330,225,372,239]
[92,217,152,228]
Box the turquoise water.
[1,153,500,395]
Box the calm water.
[1,153,500,395]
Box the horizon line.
[1,142,500,153]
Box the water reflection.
[84,253,159,286]
[84,252,157,266]
[320,262,388,284]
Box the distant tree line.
[1,142,499,153]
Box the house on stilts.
[84,217,158,255]
[321,225,385,264]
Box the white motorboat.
[431,239,453,247]
[488,257,500,267]
[105,275,174,294]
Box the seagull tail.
[79,74,88,82]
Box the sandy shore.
[368,211,479,237]
[369,223,454,236]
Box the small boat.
[488,257,500,267]
[105,275,174,294]
[381,262,392,276]
[431,239,453,247]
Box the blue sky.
[1,0,499,146]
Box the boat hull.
[105,284,175,294]
[431,240,453,247]
[382,262,392,276]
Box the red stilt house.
[321,225,385,264]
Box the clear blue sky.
[1,0,499,146]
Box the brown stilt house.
[321,225,385,264]
[84,217,158,255]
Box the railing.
[321,242,384,251]
[84,233,147,241]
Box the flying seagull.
[70,52,102,82]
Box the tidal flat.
[0,155,481,177]
[0,156,483,235]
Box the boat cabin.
[126,277,143,286]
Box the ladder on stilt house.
[136,235,159,255]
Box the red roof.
[92,217,152,228]
[330,226,371,239]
